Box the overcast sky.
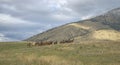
[0,0,120,42]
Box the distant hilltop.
[25,7,120,42]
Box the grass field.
[0,41,120,65]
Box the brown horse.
[27,42,36,47]
[53,41,57,44]
[60,39,74,44]
[41,41,53,45]
[27,41,53,47]
[27,39,74,47]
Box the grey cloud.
[66,0,120,17]
[0,0,120,41]
[0,13,55,40]
[1,0,120,21]
[0,33,18,42]
[0,0,76,24]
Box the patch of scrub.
[93,30,120,41]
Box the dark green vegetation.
[0,41,120,65]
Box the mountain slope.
[90,8,120,30]
[26,7,120,42]
[26,24,89,42]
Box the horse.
[60,38,74,44]
[41,41,53,45]
[27,42,36,47]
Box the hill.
[25,7,120,42]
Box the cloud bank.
[0,0,120,41]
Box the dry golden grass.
[39,55,83,65]
[0,41,120,65]
[39,55,68,65]
[93,30,120,41]
[16,54,83,65]
[67,23,90,29]
[17,53,37,63]
[58,47,74,51]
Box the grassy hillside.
[26,7,120,42]
[26,24,89,42]
[0,41,120,65]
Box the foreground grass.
[0,41,120,65]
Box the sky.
[0,0,120,42]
